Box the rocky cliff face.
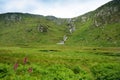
[66,0,120,47]
[94,0,120,27]
[57,18,76,44]
[75,0,120,27]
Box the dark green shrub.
[0,68,8,78]
[72,66,81,74]
[91,63,120,80]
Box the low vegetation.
[0,46,120,80]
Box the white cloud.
[0,0,112,18]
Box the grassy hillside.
[0,13,68,46]
[66,0,120,47]
[0,0,119,47]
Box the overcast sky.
[0,0,111,18]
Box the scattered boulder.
[37,24,48,32]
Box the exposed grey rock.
[94,20,99,27]
[81,16,87,22]
[67,19,76,33]
[37,25,48,32]
[67,18,72,23]
[57,18,76,44]
[5,14,22,22]
[94,3,120,27]
[114,7,118,12]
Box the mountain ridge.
[0,0,120,47]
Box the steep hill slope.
[0,13,68,46]
[67,0,120,47]
[0,0,119,47]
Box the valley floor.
[0,46,120,80]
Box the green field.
[0,45,120,80]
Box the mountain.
[0,13,69,46]
[66,0,120,47]
[0,0,120,47]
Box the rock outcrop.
[37,24,48,32]
[5,14,22,22]
[57,19,75,44]
[94,0,120,27]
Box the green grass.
[66,0,120,47]
[67,19,120,47]
[0,13,68,46]
[0,46,120,80]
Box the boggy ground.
[0,45,120,80]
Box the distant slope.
[0,0,120,47]
[66,0,120,47]
[0,13,68,46]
